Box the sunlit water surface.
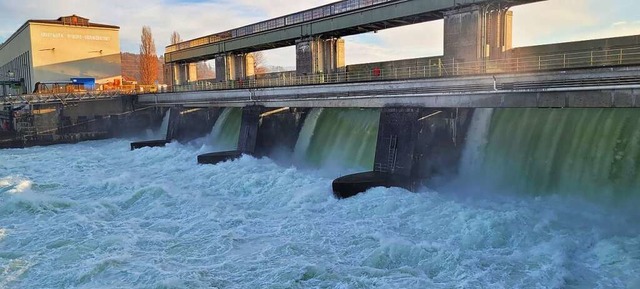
[1,139,639,288]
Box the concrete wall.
[62,97,133,122]
[32,103,61,134]
[443,5,512,63]
[255,108,308,159]
[413,108,473,187]
[30,23,121,87]
[346,56,444,79]
[443,5,481,63]
[511,35,640,57]
[215,54,255,82]
[165,107,221,142]
[0,25,33,93]
[296,37,345,75]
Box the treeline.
[120,52,214,84]
[122,27,265,85]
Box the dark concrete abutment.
[197,106,308,165]
[131,106,222,150]
[1,95,164,149]
[332,107,472,198]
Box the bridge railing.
[2,89,137,105]
[170,46,640,92]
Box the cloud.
[1,0,638,68]
[511,0,640,47]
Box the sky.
[1,0,639,67]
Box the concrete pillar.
[165,107,182,141]
[296,37,345,76]
[164,63,176,86]
[215,54,255,82]
[187,63,198,82]
[168,63,198,86]
[443,4,513,65]
[373,107,422,177]
[332,107,422,198]
[237,105,264,154]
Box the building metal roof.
[29,15,120,29]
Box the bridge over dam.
[148,0,640,198]
[164,0,545,85]
[139,65,640,109]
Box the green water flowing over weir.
[205,107,242,151]
[294,108,380,170]
[466,108,640,200]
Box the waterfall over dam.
[293,108,380,171]
[2,106,640,288]
[191,108,640,199]
[460,108,640,201]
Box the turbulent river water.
[1,108,640,288]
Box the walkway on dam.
[4,46,640,107]
[171,46,640,93]
[139,65,640,108]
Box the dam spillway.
[462,108,640,201]
[1,135,639,287]
[3,97,640,288]
[143,105,640,203]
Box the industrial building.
[0,15,121,95]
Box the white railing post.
[538,56,542,70]
[620,48,624,65]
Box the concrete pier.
[332,107,421,198]
[332,107,473,198]
[198,105,265,165]
[197,106,308,165]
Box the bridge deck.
[138,66,640,108]
[166,0,544,63]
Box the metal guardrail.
[2,89,137,105]
[4,46,640,104]
[172,46,640,92]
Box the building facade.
[0,15,121,94]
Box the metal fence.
[2,89,137,105]
[5,46,640,102]
[172,46,640,92]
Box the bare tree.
[197,61,215,79]
[139,26,158,85]
[170,31,182,45]
[252,51,268,74]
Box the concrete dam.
[131,105,640,202]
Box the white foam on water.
[0,139,638,288]
[459,108,494,178]
[0,177,33,194]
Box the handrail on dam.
[172,46,640,93]
[2,89,137,105]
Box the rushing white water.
[202,108,241,152]
[293,108,323,164]
[143,110,171,140]
[459,108,494,178]
[1,139,639,288]
[158,110,171,138]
